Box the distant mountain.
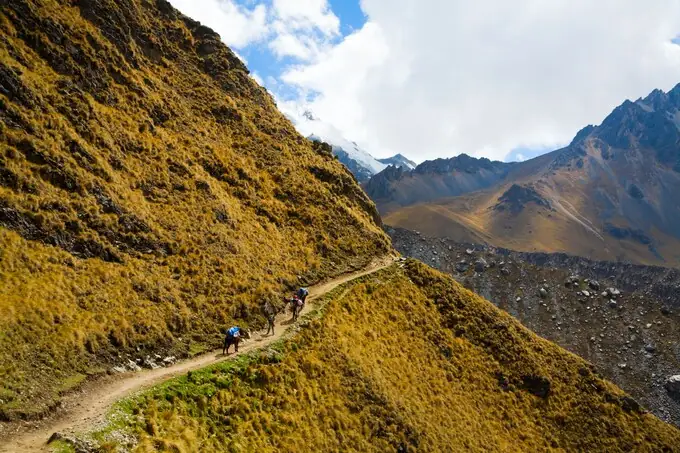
[364,153,514,214]
[377,154,416,170]
[382,84,680,267]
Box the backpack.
[298,287,309,298]
[227,326,240,337]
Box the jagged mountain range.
[376,153,416,169]
[376,84,680,267]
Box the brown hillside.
[0,0,389,420]
[82,262,680,452]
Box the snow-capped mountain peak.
[287,108,415,181]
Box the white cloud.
[268,0,340,60]
[279,0,680,161]
[280,22,389,146]
[272,0,340,36]
[269,32,321,60]
[170,0,340,61]
[168,0,269,48]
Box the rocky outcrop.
[493,184,552,214]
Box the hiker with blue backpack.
[288,287,309,321]
[222,325,241,355]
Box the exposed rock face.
[388,226,680,426]
[667,376,680,399]
[328,145,376,182]
[493,184,552,214]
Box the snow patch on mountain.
[378,154,417,170]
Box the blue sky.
[169,0,680,164]
[328,0,366,35]
[237,0,367,101]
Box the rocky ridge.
[377,153,416,170]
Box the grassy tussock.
[0,0,389,419]
[99,261,680,452]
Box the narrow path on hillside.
[0,256,397,453]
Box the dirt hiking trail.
[0,256,397,452]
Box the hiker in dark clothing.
[262,298,277,336]
[223,326,241,355]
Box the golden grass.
[98,261,680,452]
[0,0,389,419]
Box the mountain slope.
[390,227,680,426]
[82,261,680,451]
[300,111,415,182]
[384,85,680,266]
[0,0,389,420]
